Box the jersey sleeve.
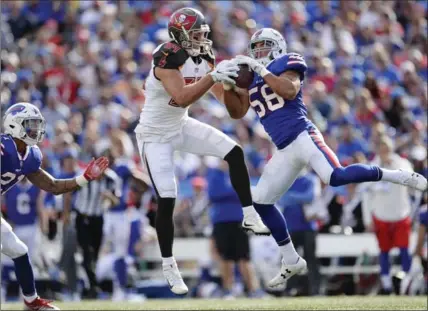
[277,53,307,80]
[28,146,43,174]
[153,42,189,69]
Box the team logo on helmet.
[170,11,197,31]
[9,105,25,115]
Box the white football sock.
[279,241,300,265]
[162,257,176,267]
[242,205,257,217]
[380,168,400,183]
[23,292,38,303]
[380,275,392,290]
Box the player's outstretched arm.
[157,68,215,108]
[27,157,109,195]
[264,70,301,100]
[156,60,238,108]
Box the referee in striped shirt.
[72,164,121,298]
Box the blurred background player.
[222,27,427,289]
[1,102,109,310]
[102,132,149,301]
[362,135,417,295]
[206,158,264,298]
[134,7,269,294]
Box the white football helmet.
[3,102,46,146]
[248,28,287,66]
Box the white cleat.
[242,212,271,236]
[395,169,427,191]
[268,257,307,288]
[163,263,189,295]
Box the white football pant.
[137,117,236,198]
[253,129,341,204]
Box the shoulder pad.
[284,53,307,79]
[153,42,189,69]
[29,146,43,173]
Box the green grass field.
[1,296,427,310]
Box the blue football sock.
[399,247,411,273]
[254,203,290,246]
[12,254,36,297]
[113,258,127,289]
[330,164,382,186]
[379,251,390,276]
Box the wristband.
[260,67,271,78]
[76,175,89,187]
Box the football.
[233,64,254,89]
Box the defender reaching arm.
[27,157,109,195]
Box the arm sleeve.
[153,42,189,69]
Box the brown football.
[233,64,254,89]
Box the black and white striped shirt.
[74,168,121,216]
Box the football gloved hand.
[76,156,110,187]
[234,55,271,78]
[209,60,239,84]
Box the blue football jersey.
[248,53,314,149]
[4,180,39,226]
[1,134,42,195]
[110,158,134,212]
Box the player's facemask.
[181,24,213,57]
[248,39,278,66]
[21,118,46,145]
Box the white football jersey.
[135,42,213,142]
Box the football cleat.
[163,263,188,295]
[242,212,271,236]
[24,297,60,310]
[395,170,427,192]
[268,257,307,288]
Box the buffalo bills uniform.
[1,134,42,259]
[248,54,381,205]
[134,42,237,198]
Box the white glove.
[234,55,271,77]
[209,60,239,84]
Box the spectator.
[362,136,415,295]
[206,159,263,298]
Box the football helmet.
[168,7,212,57]
[248,28,287,66]
[3,102,46,146]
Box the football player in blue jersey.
[102,142,149,301]
[1,102,109,310]
[221,28,428,289]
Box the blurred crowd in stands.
[1,0,427,299]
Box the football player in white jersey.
[134,8,269,295]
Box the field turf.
[1,296,427,310]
